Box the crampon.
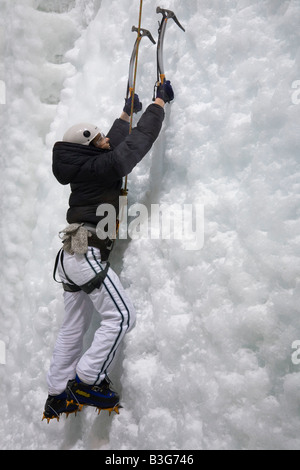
[42,376,121,423]
[42,392,80,423]
[66,399,121,416]
[42,396,120,423]
[42,407,80,424]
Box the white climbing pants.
[47,247,136,396]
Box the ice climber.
[43,81,174,422]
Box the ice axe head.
[131,26,156,45]
[156,6,185,32]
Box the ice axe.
[122,23,155,197]
[155,7,185,87]
[126,26,156,100]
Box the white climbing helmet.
[63,123,101,145]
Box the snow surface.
[0,0,300,450]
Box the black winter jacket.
[52,103,165,225]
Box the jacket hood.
[52,141,105,185]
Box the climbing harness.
[53,248,110,295]
[153,6,185,99]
